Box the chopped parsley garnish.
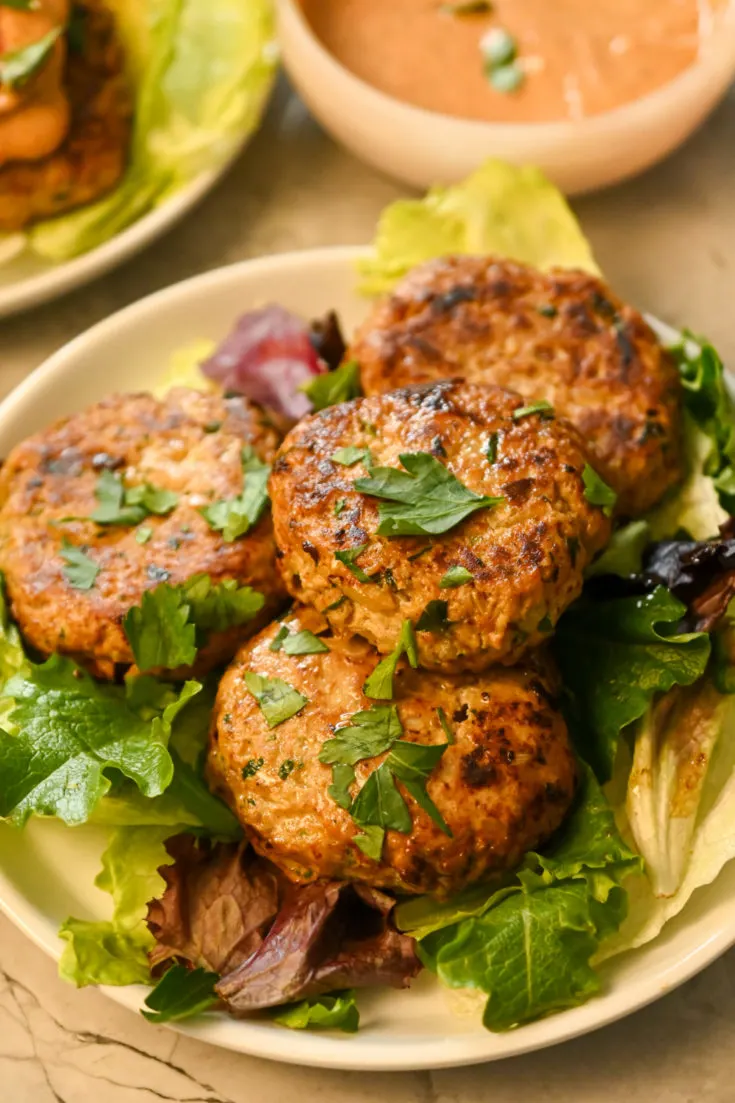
[242,757,264,779]
[415,600,451,633]
[582,464,617,516]
[59,539,99,590]
[512,400,554,421]
[135,526,153,545]
[489,63,524,93]
[436,707,455,744]
[320,705,402,766]
[439,565,473,589]
[328,763,356,810]
[363,619,418,700]
[278,759,296,780]
[334,499,347,517]
[351,763,412,838]
[200,446,270,542]
[270,626,329,656]
[123,575,264,670]
[90,470,179,526]
[384,740,452,834]
[332,447,372,467]
[0,26,61,89]
[481,27,524,94]
[243,672,308,728]
[353,824,386,861]
[335,545,374,583]
[537,304,558,318]
[301,360,361,411]
[485,432,499,464]
[355,452,503,537]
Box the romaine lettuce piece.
[358,160,599,296]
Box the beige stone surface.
[1,78,735,1101]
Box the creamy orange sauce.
[300,0,714,122]
[0,0,71,166]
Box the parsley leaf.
[90,471,178,525]
[386,741,452,835]
[243,672,308,728]
[135,527,153,545]
[582,464,617,516]
[335,544,374,583]
[301,360,361,411]
[512,400,554,421]
[273,990,360,1033]
[142,965,219,1024]
[332,447,372,467]
[270,626,328,655]
[415,600,451,633]
[351,762,413,834]
[363,619,418,700]
[436,707,455,743]
[353,825,386,861]
[485,432,499,464]
[440,565,474,588]
[355,452,503,536]
[200,447,271,542]
[328,763,356,810]
[60,539,99,590]
[319,705,402,765]
[269,625,289,652]
[0,658,199,826]
[123,575,264,671]
[0,26,61,89]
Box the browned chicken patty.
[0,0,132,232]
[0,388,286,679]
[352,256,684,517]
[270,381,611,672]
[207,609,578,897]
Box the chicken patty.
[352,256,684,516]
[0,0,133,232]
[0,388,286,679]
[207,609,578,897]
[269,381,611,672]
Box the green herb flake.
[269,625,290,652]
[279,759,296,780]
[355,452,503,537]
[363,619,418,700]
[351,762,413,834]
[244,672,308,728]
[582,464,617,517]
[386,740,452,835]
[436,707,455,744]
[328,763,356,810]
[441,0,493,13]
[334,498,347,517]
[283,629,329,656]
[439,565,474,589]
[335,544,374,584]
[320,705,403,766]
[301,360,361,411]
[480,26,516,67]
[353,824,385,861]
[485,432,499,464]
[91,471,178,526]
[537,304,558,318]
[416,600,451,633]
[512,400,554,422]
[0,26,61,90]
[332,447,371,467]
[135,526,153,546]
[200,446,270,542]
[242,757,264,779]
[59,539,99,591]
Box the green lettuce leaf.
[59,826,175,987]
[26,0,276,263]
[142,964,219,1022]
[0,658,200,826]
[358,160,599,296]
[273,990,360,1033]
[553,587,710,781]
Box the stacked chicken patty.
[0,257,684,899]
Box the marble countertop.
[2,80,735,1102]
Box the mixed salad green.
[1,160,735,1034]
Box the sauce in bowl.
[298,0,718,123]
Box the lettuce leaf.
[59,826,174,987]
[358,160,599,296]
[0,657,201,826]
[142,964,219,1022]
[553,587,710,781]
[408,769,638,1030]
[24,0,276,263]
[273,990,360,1033]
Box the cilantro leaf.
[355,452,503,536]
[273,990,359,1033]
[351,762,412,834]
[60,539,99,590]
[135,526,153,545]
[90,471,178,525]
[123,576,264,671]
[335,544,374,583]
[269,625,289,652]
[332,447,372,467]
[328,763,356,810]
[319,705,403,765]
[300,360,361,411]
[200,447,271,542]
[353,825,385,860]
[0,658,200,826]
[415,600,451,633]
[126,483,179,516]
[386,741,452,836]
[363,619,418,700]
[512,400,554,421]
[142,965,219,1023]
[243,672,308,728]
[270,626,328,655]
[554,586,710,780]
[439,565,474,588]
[0,26,61,89]
[582,464,617,516]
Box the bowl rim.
[278,0,735,137]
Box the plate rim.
[0,243,734,1071]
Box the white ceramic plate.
[0,246,734,1071]
[0,140,248,321]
